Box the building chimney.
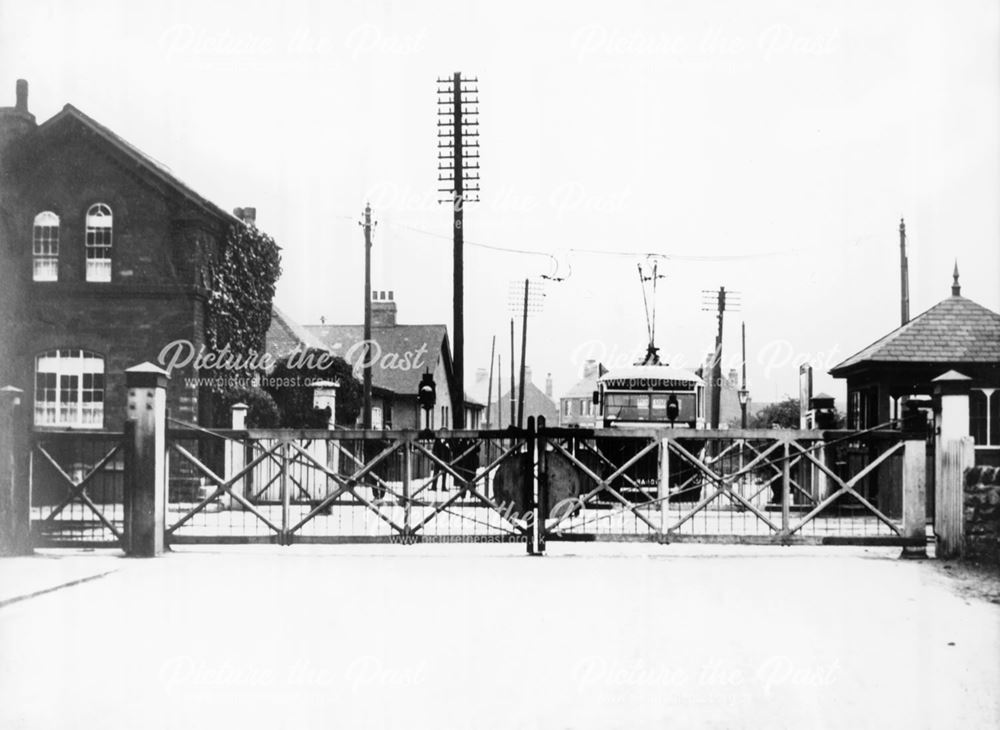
[728,368,738,385]
[0,79,37,160]
[523,366,533,384]
[15,79,27,112]
[371,289,397,327]
[233,207,256,226]
[545,373,553,398]
[582,359,598,379]
[475,368,488,383]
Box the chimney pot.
[15,79,27,111]
[545,372,553,398]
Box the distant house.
[696,356,745,428]
[829,268,1000,448]
[480,366,559,428]
[559,360,606,427]
[266,290,483,429]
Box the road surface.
[1,544,997,729]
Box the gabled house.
[0,80,257,430]
[558,360,606,427]
[267,290,483,429]
[486,366,559,428]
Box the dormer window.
[32,211,59,281]
[85,203,112,282]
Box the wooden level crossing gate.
[26,419,927,553]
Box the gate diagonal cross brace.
[546,439,660,533]
[787,440,903,536]
[286,439,405,535]
[37,443,123,539]
[659,439,780,534]
[168,441,283,534]
[408,440,524,535]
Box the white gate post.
[900,438,927,559]
[933,370,973,559]
[224,403,248,510]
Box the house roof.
[33,104,237,224]
[266,305,328,361]
[830,294,1000,376]
[306,323,449,396]
[490,380,560,427]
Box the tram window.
[605,393,650,420]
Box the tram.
[584,259,709,502]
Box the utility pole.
[359,203,375,429]
[740,321,748,429]
[485,335,495,428]
[509,318,516,427]
[437,72,479,429]
[508,279,545,429]
[701,287,740,429]
[899,218,910,326]
[517,280,529,428]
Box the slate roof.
[491,380,560,427]
[34,104,237,224]
[830,294,1000,375]
[266,306,328,361]
[306,323,449,395]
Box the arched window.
[34,350,105,428]
[32,211,60,281]
[85,203,113,282]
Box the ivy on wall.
[204,221,282,375]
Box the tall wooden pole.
[710,286,726,429]
[496,353,502,429]
[485,335,495,428]
[740,321,748,429]
[899,218,910,326]
[361,203,373,429]
[509,318,516,427]
[451,72,465,428]
[517,279,529,429]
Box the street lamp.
[738,388,750,429]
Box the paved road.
[1,544,997,730]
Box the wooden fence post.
[123,363,168,557]
[0,386,32,556]
[900,438,927,559]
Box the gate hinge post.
[0,386,31,556]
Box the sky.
[2,0,998,405]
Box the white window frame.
[32,211,60,281]
[34,350,105,429]
[85,203,113,282]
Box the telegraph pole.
[509,318,516,427]
[437,72,479,429]
[485,335,495,428]
[359,203,375,429]
[899,218,910,326]
[701,286,740,429]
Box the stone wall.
[964,465,1000,564]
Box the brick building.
[0,80,253,430]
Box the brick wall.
[964,465,1000,564]
[1,114,227,430]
